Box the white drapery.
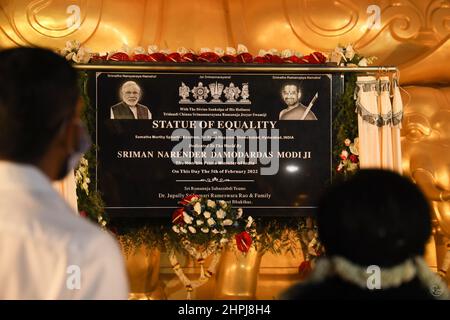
[355,75,403,173]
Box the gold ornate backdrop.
[1,0,449,297]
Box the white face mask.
[67,121,91,170]
[56,119,91,180]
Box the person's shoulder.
[111,101,124,109]
[279,276,438,300]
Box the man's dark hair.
[0,47,79,163]
[317,169,431,267]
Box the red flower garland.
[94,50,327,65]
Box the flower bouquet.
[329,44,377,67]
[167,194,256,298]
[337,138,360,175]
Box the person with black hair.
[0,47,128,299]
[280,169,449,300]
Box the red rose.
[179,194,200,206]
[79,211,88,218]
[219,55,238,63]
[235,231,252,253]
[298,56,310,64]
[148,52,167,62]
[253,56,270,64]
[266,54,284,64]
[284,56,302,64]
[132,54,149,62]
[172,208,185,225]
[236,52,253,63]
[306,52,327,64]
[298,260,312,280]
[349,154,359,163]
[167,52,182,62]
[198,52,220,63]
[181,52,197,62]
[108,52,130,61]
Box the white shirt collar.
[0,160,54,192]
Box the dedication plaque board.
[94,68,336,217]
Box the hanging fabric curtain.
[354,74,403,173]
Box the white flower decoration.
[281,49,293,58]
[216,209,226,219]
[258,49,269,56]
[183,212,193,224]
[193,202,202,215]
[218,200,227,209]
[133,46,146,54]
[226,47,237,55]
[237,44,248,54]
[200,47,212,53]
[268,48,280,56]
[148,45,159,54]
[172,225,180,234]
[246,216,254,229]
[203,211,211,219]
[196,220,204,226]
[214,47,224,55]
[222,219,233,226]
[212,229,219,234]
[358,57,368,66]
[345,139,351,146]
[201,227,209,233]
[180,227,187,234]
[207,218,216,226]
[188,226,197,234]
[72,47,92,64]
[177,47,189,54]
[207,200,216,208]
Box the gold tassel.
[186,285,193,300]
[198,258,206,279]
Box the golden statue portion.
[401,87,450,279]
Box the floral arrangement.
[296,217,324,280]
[167,194,256,299]
[58,41,327,65]
[171,194,256,251]
[58,40,92,63]
[336,137,360,175]
[329,44,377,67]
[75,156,108,228]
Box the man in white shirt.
[110,81,152,119]
[0,47,129,299]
